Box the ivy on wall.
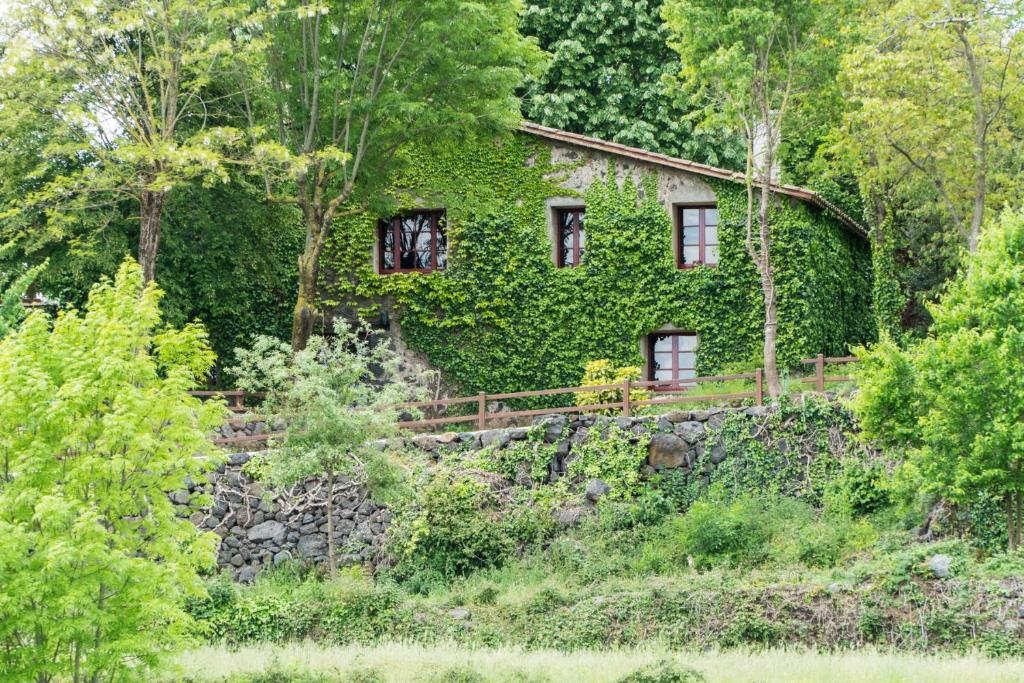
[323,133,874,398]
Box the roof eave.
[518,121,868,239]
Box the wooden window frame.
[555,206,586,268]
[647,332,698,390]
[676,204,719,269]
[379,209,447,274]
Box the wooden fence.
[192,355,859,445]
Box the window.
[379,210,447,273]
[648,332,698,387]
[677,205,719,268]
[556,207,585,267]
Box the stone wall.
[198,404,831,581]
[182,451,390,582]
[385,406,771,484]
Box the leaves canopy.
[852,209,1024,546]
[0,259,226,681]
[520,0,744,167]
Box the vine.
[323,133,873,400]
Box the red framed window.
[678,205,719,268]
[556,207,585,267]
[379,210,447,274]
[648,332,698,387]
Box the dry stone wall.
[196,404,816,581]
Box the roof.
[519,121,867,239]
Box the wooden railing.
[799,354,859,392]
[192,355,861,444]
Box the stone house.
[336,122,873,396]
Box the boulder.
[247,520,286,544]
[928,554,953,579]
[237,565,259,583]
[709,439,727,464]
[435,431,460,445]
[647,432,689,469]
[480,429,511,449]
[169,489,190,506]
[448,607,471,620]
[664,410,690,423]
[584,479,611,503]
[296,534,327,559]
[675,421,706,443]
[552,506,586,528]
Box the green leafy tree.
[520,0,744,167]
[663,0,851,398]
[1,0,250,281]
[241,0,542,349]
[840,0,1024,256]
[0,243,45,338]
[232,322,420,574]
[0,259,226,681]
[852,209,1024,549]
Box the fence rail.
[191,354,859,444]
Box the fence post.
[622,378,631,417]
[477,392,487,430]
[816,353,825,393]
[755,368,763,406]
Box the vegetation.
[172,643,1024,683]
[853,209,1024,549]
[0,259,226,682]
[338,148,870,403]
[233,322,419,573]
[239,0,541,349]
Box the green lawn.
[174,642,1024,682]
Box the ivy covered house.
[328,123,873,396]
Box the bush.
[576,359,651,414]
[616,661,706,683]
[391,476,516,582]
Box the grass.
[172,642,1024,682]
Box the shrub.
[576,359,651,414]
[391,476,515,581]
[0,259,225,681]
[616,660,706,683]
[567,426,650,498]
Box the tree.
[841,0,1024,256]
[0,243,45,338]
[232,322,419,574]
[0,259,226,681]
[520,0,744,167]
[852,209,1024,550]
[1,0,250,281]
[242,0,541,350]
[663,0,849,398]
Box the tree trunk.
[757,182,782,399]
[138,190,166,283]
[1009,490,1022,551]
[291,250,319,351]
[325,468,337,577]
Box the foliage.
[386,476,518,584]
[331,136,871,403]
[567,426,650,499]
[0,259,225,682]
[851,209,1024,548]
[575,360,651,414]
[839,0,1024,255]
[0,242,44,338]
[469,430,557,485]
[241,0,542,348]
[615,661,706,683]
[232,322,417,572]
[519,0,744,168]
[1,0,251,280]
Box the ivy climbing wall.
[323,132,874,399]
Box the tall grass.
[172,642,1024,682]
